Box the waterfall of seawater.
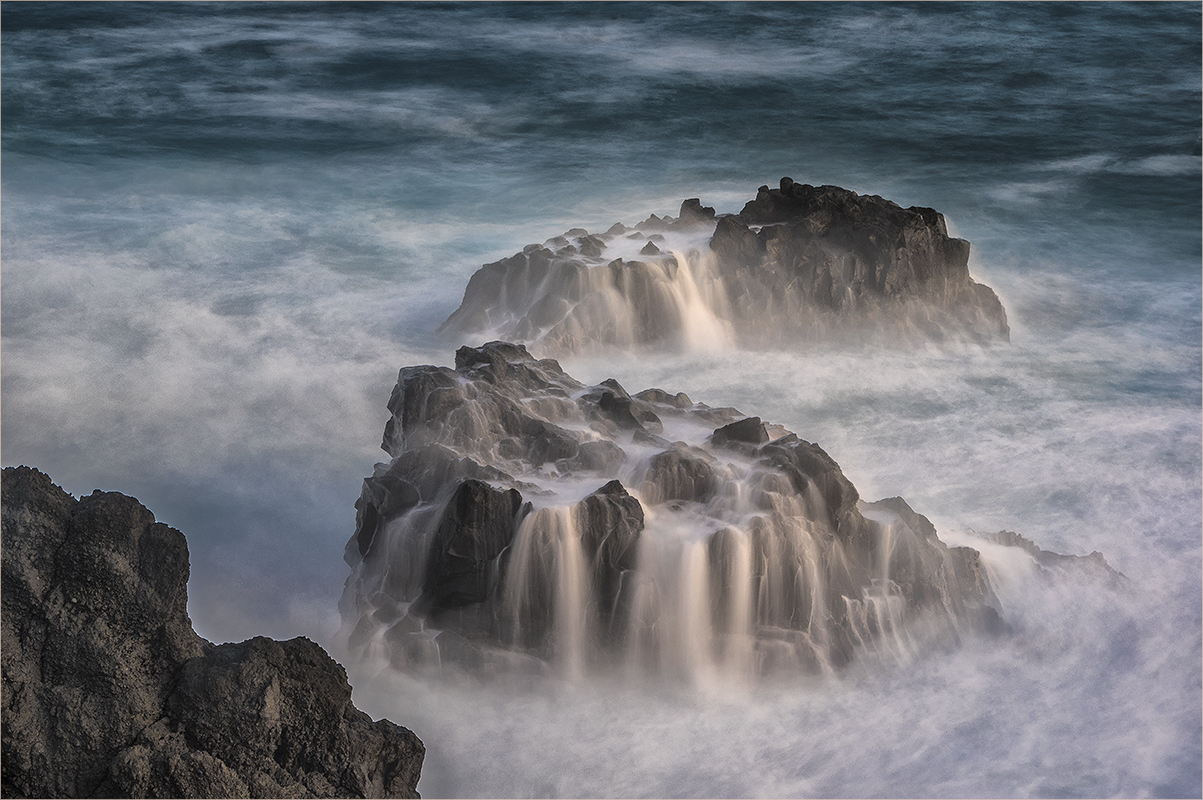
[340,343,999,686]
[504,507,594,680]
[349,479,942,684]
[564,248,734,355]
[664,250,734,354]
[467,241,737,356]
[347,474,978,685]
[500,503,764,687]
[346,462,976,683]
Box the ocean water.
[2,3,1200,797]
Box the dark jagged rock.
[710,180,1009,343]
[441,179,1009,354]
[422,479,525,612]
[858,496,999,614]
[862,496,938,541]
[710,417,769,450]
[355,475,421,558]
[387,347,581,469]
[2,468,205,799]
[578,380,652,434]
[985,529,1125,585]
[2,466,424,799]
[348,444,517,567]
[641,445,718,505]
[343,343,1078,679]
[562,439,627,474]
[378,445,514,505]
[676,197,716,227]
[577,234,606,258]
[113,636,424,799]
[633,388,693,409]
[760,436,863,539]
[634,213,669,232]
[709,213,765,268]
[572,480,644,638]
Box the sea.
[2,3,1200,797]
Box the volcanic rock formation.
[1,466,424,799]
[440,179,1009,355]
[341,342,1003,682]
[984,529,1125,586]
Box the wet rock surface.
[2,466,424,799]
[441,179,1009,355]
[343,342,1041,680]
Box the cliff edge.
[1,466,424,799]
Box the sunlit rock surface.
[441,180,1010,355]
[342,342,1005,683]
[1,466,425,799]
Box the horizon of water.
[2,3,1200,797]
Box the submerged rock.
[441,179,1009,355]
[1,466,424,799]
[343,342,1030,681]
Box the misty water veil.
[2,3,1199,798]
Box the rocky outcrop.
[440,180,1009,355]
[712,180,1010,345]
[1,466,424,799]
[985,529,1125,586]
[342,342,1007,680]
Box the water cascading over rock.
[340,342,1002,684]
[439,180,1010,355]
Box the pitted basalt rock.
[1,466,425,799]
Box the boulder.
[641,445,718,505]
[710,417,769,449]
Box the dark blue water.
[3,4,1200,797]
